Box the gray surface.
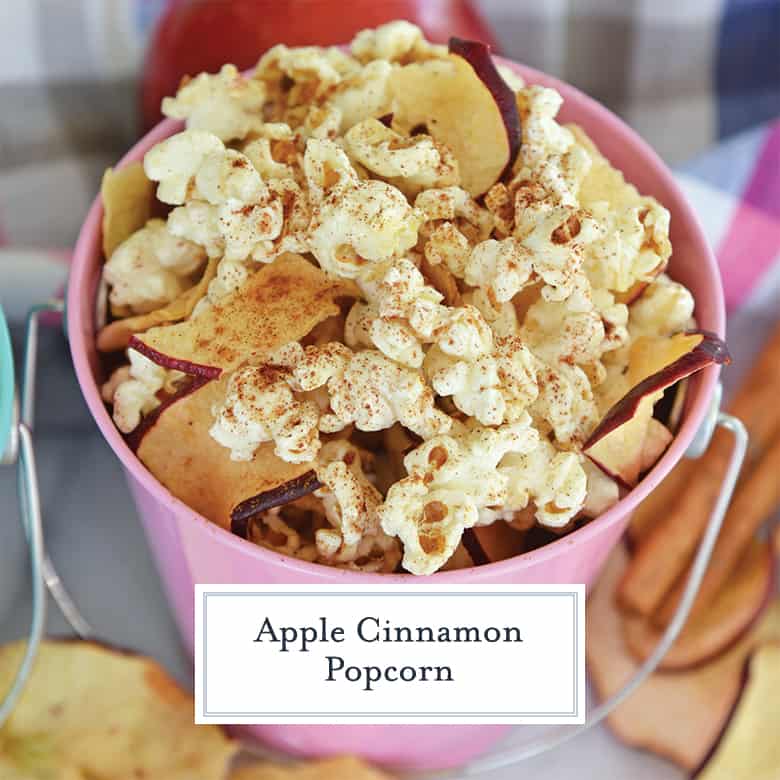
[0,321,679,779]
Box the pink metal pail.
[67,57,724,771]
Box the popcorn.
[326,349,452,439]
[425,335,539,426]
[629,274,695,340]
[167,197,283,263]
[468,238,534,306]
[315,440,382,546]
[344,118,458,196]
[328,59,395,131]
[191,256,250,317]
[196,148,267,204]
[584,200,671,293]
[103,219,206,314]
[380,419,539,574]
[241,138,294,180]
[103,350,183,434]
[423,221,471,277]
[360,258,445,339]
[305,141,422,277]
[345,301,424,368]
[533,362,599,447]
[248,509,318,561]
[415,186,493,240]
[143,130,224,205]
[500,438,587,528]
[351,20,436,63]
[516,85,575,168]
[161,64,266,142]
[255,44,358,98]
[210,365,321,464]
[315,525,402,573]
[462,288,519,338]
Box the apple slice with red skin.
[691,642,780,779]
[389,39,521,196]
[231,470,322,539]
[587,545,780,771]
[585,331,730,486]
[462,521,527,566]
[623,540,774,671]
[134,376,314,529]
[129,253,358,378]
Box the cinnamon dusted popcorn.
[103,219,206,314]
[100,22,695,574]
[344,118,458,196]
[162,64,266,142]
[209,364,321,464]
[103,350,183,434]
[500,438,588,528]
[379,418,539,574]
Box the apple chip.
[231,756,391,780]
[0,639,236,779]
[135,376,313,529]
[97,256,219,351]
[101,162,156,260]
[390,40,520,197]
[587,546,780,770]
[694,643,780,778]
[585,331,730,486]
[623,540,773,670]
[131,253,358,377]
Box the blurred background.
[0,0,777,249]
[0,3,778,778]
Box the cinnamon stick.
[653,429,780,626]
[617,320,780,617]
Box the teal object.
[0,305,14,462]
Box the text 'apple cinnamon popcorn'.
[97,21,729,575]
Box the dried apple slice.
[638,418,673,474]
[231,470,322,538]
[0,639,236,779]
[97,256,218,351]
[587,546,780,771]
[389,39,521,196]
[130,253,358,377]
[101,162,156,260]
[463,522,526,565]
[584,331,730,486]
[623,540,774,670]
[135,376,313,529]
[692,643,780,779]
[230,756,390,780]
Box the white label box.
[195,584,585,725]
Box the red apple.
[141,0,498,132]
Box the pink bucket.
[67,58,724,771]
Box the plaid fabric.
[0,0,778,350]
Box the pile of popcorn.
[102,21,693,575]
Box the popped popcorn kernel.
[104,219,206,314]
